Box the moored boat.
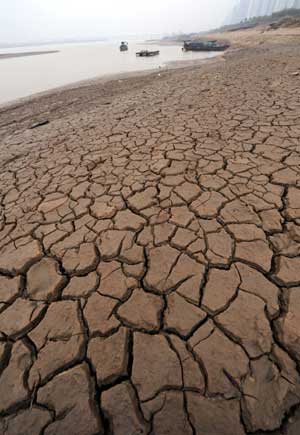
[120,41,128,51]
[183,40,229,52]
[136,50,160,57]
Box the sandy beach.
[0,27,300,434]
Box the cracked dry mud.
[0,42,300,435]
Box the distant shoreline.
[0,50,59,60]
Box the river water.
[0,41,220,105]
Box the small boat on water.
[136,50,160,57]
[183,40,229,52]
[120,41,128,51]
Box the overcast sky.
[0,0,236,45]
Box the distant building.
[227,0,300,24]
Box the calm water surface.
[0,41,220,105]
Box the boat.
[120,41,128,52]
[136,50,160,57]
[183,40,229,52]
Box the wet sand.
[0,28,300,434]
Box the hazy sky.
[0,0,236,45]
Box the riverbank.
[0,41,218,106]
[0,35,300,434]
[159,20,300,49]
[208,23,300,48]
[0,52,223,112]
